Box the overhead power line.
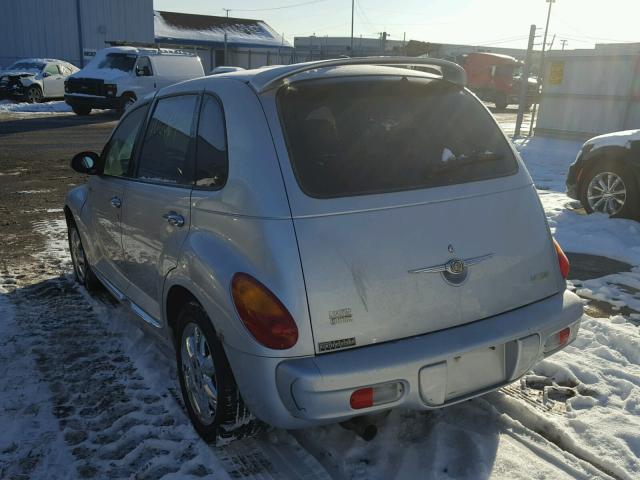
[223,0,330,13]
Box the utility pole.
[531,0,556,137]
[224,32,228,65]
[350,0,354,53]
[515,25,537,137]
[548,33,556,51]
[539,0,555,81]
[222,9,231,65]
[561,39,568,50]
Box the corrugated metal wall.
[229,49,293,69]
[536,47,640,139]
[0,0,154,69]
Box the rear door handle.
[110,196,122,208]
[163,212,185,227]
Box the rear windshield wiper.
[435,150,504,171]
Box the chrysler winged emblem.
[409,253,493,285]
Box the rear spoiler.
[251,57,467,93]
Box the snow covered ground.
[0,99,71,113]
[1,134,639,479]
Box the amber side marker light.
[231,273,298,350]
[553,238,570,279]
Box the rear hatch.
[275,75,561,354]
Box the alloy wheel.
[587,171,627,215]
[70,228,87,283]
[181,322,218,425]
[27,87,42,103]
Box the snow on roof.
[154,11,291,49]
[11,58,62,64]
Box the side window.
[135,57,153,77]
[44,63,59,76]
[60,65,71,76]
[101,105,149,177]
[137,95,198,186]
[195,95,228,188]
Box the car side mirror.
[71,151,99,175]
[42,72,51,78]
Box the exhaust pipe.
[340,416,378,441]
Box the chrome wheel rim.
[587,171,626,215]
[70,228,87,283]
[181,323,217,425]
[124,96,136,111]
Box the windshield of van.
[277,78,518,198]
[98,53,137,72]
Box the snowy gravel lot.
[0,108,639,479]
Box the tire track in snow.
[490,390,629,480]
[2,269,228,479]
[0,216,331,480]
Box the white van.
[64,46,204,115]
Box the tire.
[579,160,639,220]
[116,93,136,117]
[494,93,508,110]
[67,222,100,291]
[26,85,43,104]
[72,105,91,116]
[175,301,262,443]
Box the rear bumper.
[64,93,121,110]
[224,290,583,429]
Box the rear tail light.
[544,326,575,354]
[231,273,298,350]
[350,382,404,410]
[553,238,570,279]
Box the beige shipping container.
[536,43,640,139]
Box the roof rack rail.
[251,56,466,93]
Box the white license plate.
[445,345,506,400]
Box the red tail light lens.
[350,388,374,409]
[553,238,570,279]
[350,383,404,410]
[231,273,298,350]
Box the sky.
[153,0,640,49]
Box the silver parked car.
[0,58,78,103]
[64,57,583,442]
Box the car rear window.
[277,77,518,198]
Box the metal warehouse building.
[152,11,291,72]
[0,0,154,69]
[0,0,290,71]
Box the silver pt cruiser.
[65,57,583,442]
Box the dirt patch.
[0,112,116,269]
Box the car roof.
[12,58,62,64]
[100,46,197,57]
[195,57,466,93]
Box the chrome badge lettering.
[318,337,356,352]
[329,308,353,325]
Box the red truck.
[462,52,538,110]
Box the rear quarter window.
[277,77,518,198]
